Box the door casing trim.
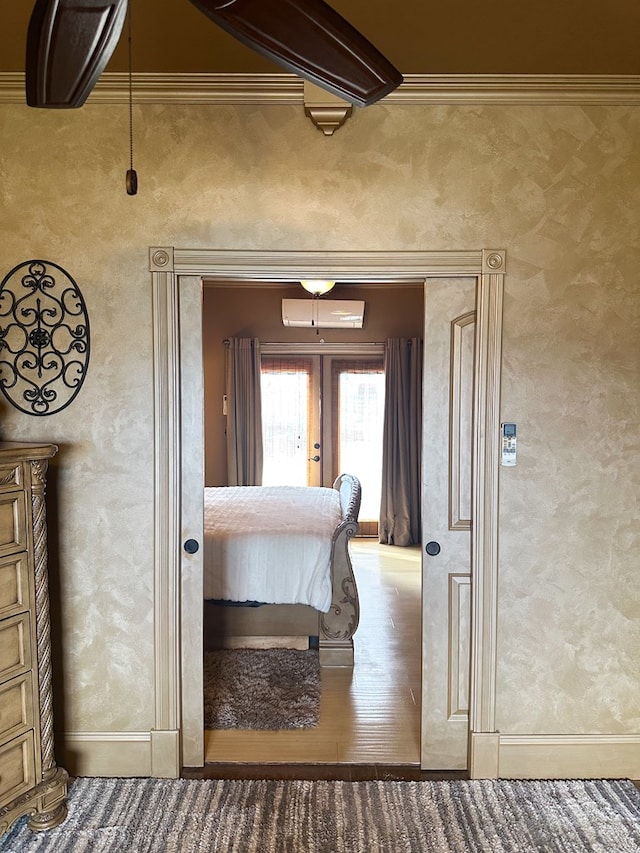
[150,247,505,775]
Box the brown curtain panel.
[379,337,423,546]
[225,337,263,486]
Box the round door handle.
[184,539,200,554]
[425,541,441,556]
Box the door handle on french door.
[309,455,320,462]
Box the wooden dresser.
[0,442,68,834]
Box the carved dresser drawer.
[0,493,27,559]
[0,443,67,836]
[0,555,29,620]
[0,463,23,495]
[0,673,34,743]
[0,731,36,805]
[0,613,32,683]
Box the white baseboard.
[64,730,640,780]
[63,732,152,777]
[470,733,640,779]
[150,730,181,778]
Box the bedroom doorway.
[150,247,504,778]
[261,353,385,533]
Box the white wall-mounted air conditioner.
[282,298,365,329]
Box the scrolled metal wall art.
[0,260,90,415]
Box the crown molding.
[0,72,302,105]
[394,74,640,105]
[1,72,640,106]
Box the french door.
[260,350,385,531]
[261,355,321,486]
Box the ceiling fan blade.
[189,0,403,106]
[26,0,128,108]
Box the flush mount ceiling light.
[300,280,336,296]
[25,0,402,109]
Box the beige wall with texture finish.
[0,98,638,764]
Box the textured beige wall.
[0,100,638,739]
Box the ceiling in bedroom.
[2,0,640,77]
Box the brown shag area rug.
[2,777,640,852]
[203,647,321,730]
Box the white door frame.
[149,247,506,777]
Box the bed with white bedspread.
[204,474,361,666]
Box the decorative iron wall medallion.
[0,260,90,415]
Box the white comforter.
[203,485,342,612]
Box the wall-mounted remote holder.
[501,422,517,466]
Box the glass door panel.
[261,352,385,534]
[326,358,385,533]
[260,356,321,486]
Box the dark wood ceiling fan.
[189,0,403,106]
[26,0,129,108]
[26,0,403,109]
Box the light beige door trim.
[470,251,506,771]
[150,246,505,776]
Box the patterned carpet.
[1,777,640,852]
[203,647,321,729]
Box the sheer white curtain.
[379,337,422,545]
[225,337,263,486]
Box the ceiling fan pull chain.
[126,0,138,196]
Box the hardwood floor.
[201,540,423,767]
